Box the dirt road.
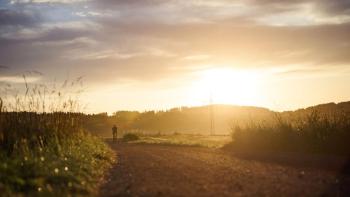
[99,142,349,197]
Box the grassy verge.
[230,111,350,155]
[0,77,115,196]
[0,133,115,196]
[129,134,231,148]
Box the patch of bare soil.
[99,142,350,197]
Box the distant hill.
[307,101,350,112]
[286,101,350,115]
[165,104,275,135]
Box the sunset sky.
[1,0,350,113]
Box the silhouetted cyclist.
[112,125,118,142]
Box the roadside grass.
[131,134,231,148]
[0,134,114,196]
[0,76,115,196]
[230,111,350,155]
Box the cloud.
[246,0,350,14]
[96,18,350,66]
[91,0,167,9]
[182,54,211,61]
[10,0,87,4]
[91,0,350,20]
[0,8,41,27]
[318,0,350,15]
[0,65,9,69]
[0,0,349,87]
[0,75,41,83]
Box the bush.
[231,111,350,155]
[122,133,139,142]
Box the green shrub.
[122,133,139,142]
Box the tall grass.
[0,75,114,196]
[231,110,350,155]
[0,76,84,155]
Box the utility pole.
[209,92,215,136]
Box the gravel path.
[99,142,350,197]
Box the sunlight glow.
[188,68,261,106]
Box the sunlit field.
[131,134,231,148]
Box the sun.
[188,68,261,106]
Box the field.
[132,134,231,148]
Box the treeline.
[83,105,274,137]
[83,101,350,138]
